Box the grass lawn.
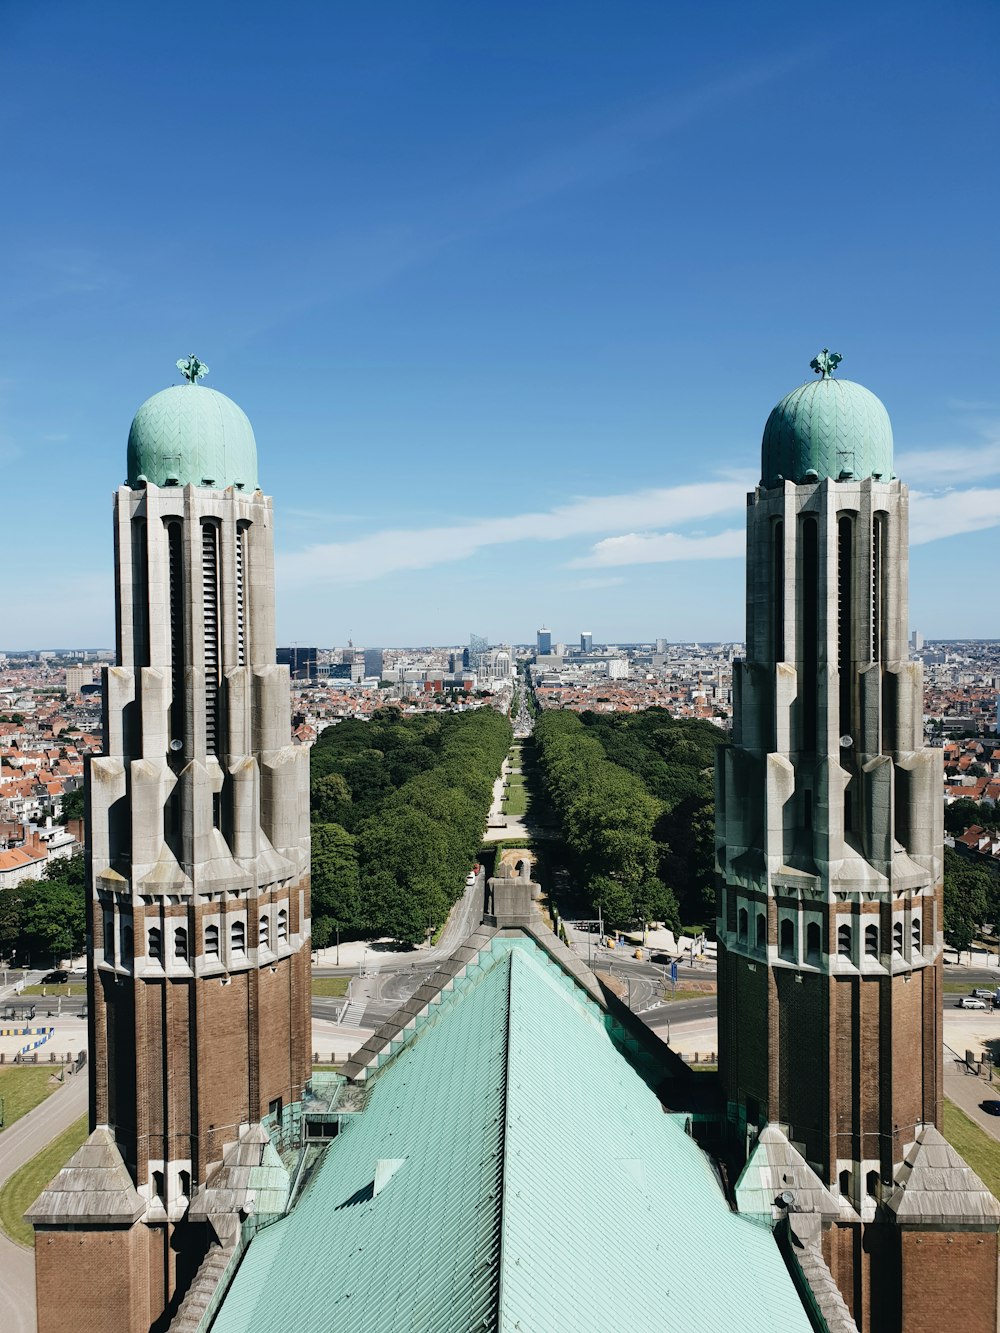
[311,977,350,998]
[503,776,529,818]
[0,1067,62,1130]
[660,988,713,1003]
[943,1099,1000,1200]
[943,981,997,994]
[21,983,86,997]
[0,1113,88,1247]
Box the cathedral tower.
[30,358,311,1333]
[717,353,998,1331]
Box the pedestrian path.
[0,1072,88,1333]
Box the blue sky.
[2,0,998,648]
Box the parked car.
[982,1101,1000,1117]
[960,997,988,1010]
[465,871,477,887]
[971,989,995,1000]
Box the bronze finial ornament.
[177,354,209,384]
[809,348,842,379]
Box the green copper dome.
[761,351,893,489]
[127,358,259,491]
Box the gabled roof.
[735,1124,842,1225]
[211,934,810,1333]
[26,1127,144,1226]
[887,1125,1000,1226]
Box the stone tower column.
[718,471,942,1198]
[717,354,998,1331]
[30,363,311,1333]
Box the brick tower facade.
[30,360,311,1333]
[717,353,999,1331]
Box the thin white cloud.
[909,488,1000,545]
[897,433,1000,485]
[277,478,751,586]
[570,528,745,568]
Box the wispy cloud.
[910,488,1000,545]
[235,51,816,346]
[897,430,1000,484]
[275,440,1000,591]
[569,528,744,567]
[278,478,751,585]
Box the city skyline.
[2,2,998,646]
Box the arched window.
[780,918,795,960]
[738,907,748,942]
[231,919,246,957]
[148,926,162,962]
[839,1169,851,1197]
[277,908,288,944]
[174,926,188,962]
[806,922,821,963]
[205,923,219,960]
[892,921,903,954]
[911,916,922,954]
[178,1169,191,1200]
[756,912,766,949]
[866,1170,879,1199]
[838,923,852,957]
[865,923,879,957]
[103,912,116,964]
[152,1169,165,1202]
[259,914,270,951]
[122,923,134,967]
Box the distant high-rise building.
[911,629,924,652]
[277,645,318,680]
[65,664,94,694]
[536,626,551,655]
[364,647,384,679]
[655,638,668,653]
[469,633,489,675]
[580,631,593,653]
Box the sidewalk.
[944,1046,1000,1141]
[943,946,1000,969]
[0,1072,89,1333]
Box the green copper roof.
[761,351,893,488]
[126,366,259,491]
[211,936,811,1333]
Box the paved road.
[0,1071,88,1333]
[312,876,492,1029]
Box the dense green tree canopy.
[533,711,689,932]
[310,708,511,944]
[943,846,995,960]
[0,853,87,966]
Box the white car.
[465,870,478,887]
[960,996,988,1010]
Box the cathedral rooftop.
[126,355,259,492]
[210,932,811,1333]
[761,350,893,489]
